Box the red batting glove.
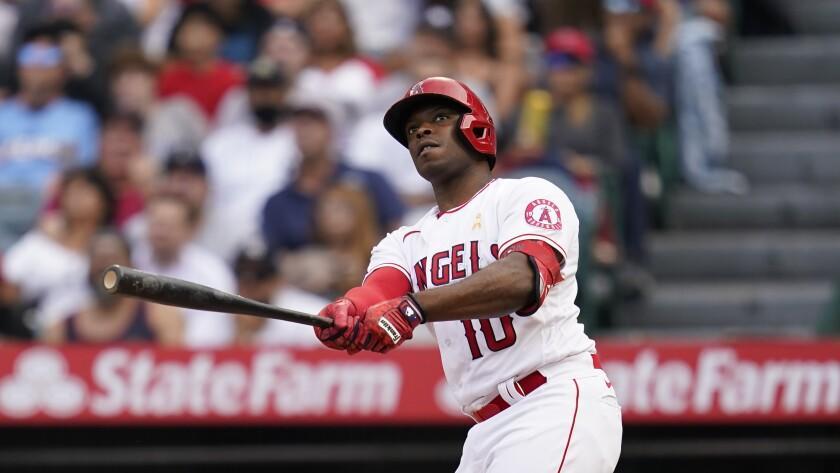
[349,294,426,354]
[314,298,366,353]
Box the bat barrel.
[101,264,333,328]
[102,265,126,294]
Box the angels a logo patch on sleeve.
[525,199,562,230]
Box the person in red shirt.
[158,4,243,122]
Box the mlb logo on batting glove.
[358,295,426,353]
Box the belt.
[470,353,602,423]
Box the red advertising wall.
[0,340,837,425]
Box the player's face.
[404,104,476,182]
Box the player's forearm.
[413,252,534,322]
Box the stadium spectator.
[297,0,379,134]
[124,151,215,253]
[232,238,328,346]
[14,0,140,67]
[13,0,140,114]
[258,19,310,90]
[0,33,99,233]
[206,0,273,64]
[94,112,155,226]
[589,0,679,270]
[339,0,421,59]
[262,101,404,255]
[42,229,183,345]
[528,0,604,35]
[599,0,679,129]
[158,4,244,122]
[108,47,207,161]
[2,167,115,332]
[201,58,298,261]
[501,28,624,231]
[504,28,627,176]
[39,111,155,228]
[676,0,748,194]
[117,0,184,61]
[282,183,379,298]
[451,0,521,122]
[215,20,312,130]
[133,194,236,347]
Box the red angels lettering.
[469,241,480,273]
[525,199,562,230]
[430,251,450,286]
[490,244,499,259]
[451,244,466,280]
[413,258,427,291]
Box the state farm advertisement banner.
[0,345,462,426]
[598,340,840,424]
[0,340,837,425]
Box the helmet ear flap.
[459,113,496,159]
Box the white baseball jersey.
[365,177,597,412]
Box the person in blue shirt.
[262,102,405,255]
[0,35,99,195]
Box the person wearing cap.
[232,239,328,346]
[123,151,211,252]
[158,4,244,122]
[540,28,628,178]
[200,57,298,261]
[548,27,650,295]
[215,19,312,130]
[0,30,99,207]
[261,99,404,256]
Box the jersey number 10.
[462,316,517,359]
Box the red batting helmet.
[383,77,496,169]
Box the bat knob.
[102,265,123,293]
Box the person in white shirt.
[201,58,299,261]
[3,167,116,332]
[232,240,329,347]
[296,0,379,140]
[133,194,236,347]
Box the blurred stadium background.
[0,0,838,471]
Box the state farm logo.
[604,348,840,417]
[0,347,86,418]
[525,199,562,230]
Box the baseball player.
[314,77,622,472]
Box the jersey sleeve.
[496,177,578,264]
[364,229,413,285]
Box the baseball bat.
[101,264,333,328]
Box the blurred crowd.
[0,0,737,347]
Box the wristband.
[403,293,426,326]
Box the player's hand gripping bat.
[101,264,333,328]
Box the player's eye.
[434,113,449,122]
[407,125,419,135]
